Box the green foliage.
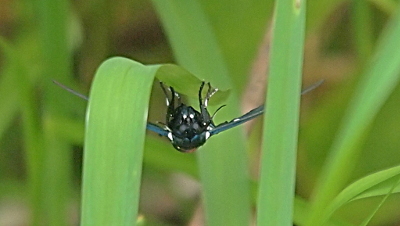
[306,4,400,225]
[1,0,400,226]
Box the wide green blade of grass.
[80,57,207,225]
[81,57,155,225]
[257,0,306,225]
[306,5,400,226]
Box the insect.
[54,80,323,152]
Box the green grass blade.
[34,0,72,224]
[257,0,306,225]
[306,5,400,226]
[354,176,400,200]
[81,57,156,225]
[152,1,251,225]
[197,1,273,88]
[151,0,231,88]
[359,177,400,226]
[81,57,206,224]
[323,165,400,222]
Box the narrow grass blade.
[359,177,400,226]
[34,0,73,224]
[257,0,306,225]
[306,5,400,225]
[323,165,400,222]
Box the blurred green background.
[1,0,400,225]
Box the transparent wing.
[54,80,170,137]
[209,79,324,136]
[210,105,264,136]
[53,80,89,100]
[300,79,324,95]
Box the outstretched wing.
[54,80,170,137]
[209,79,324,136]
[53,80,89,100]
[210,105,264,136]
[300,79,324,95]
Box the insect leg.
[174,88,182,105]
[159,82,171,105]
[160,82,176,123]
[205,82,218,106]
[149,83,173,136]
[198,82,214,125]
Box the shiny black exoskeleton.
[147,82,219,152]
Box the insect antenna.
[211,104,226,120]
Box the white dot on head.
[167,132,173,141]
[189,113,195,119]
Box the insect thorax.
[167,104,212,152]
